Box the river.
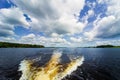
[0,48,120,80]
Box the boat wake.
[19,51,84,80]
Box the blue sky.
[0,0,120,47]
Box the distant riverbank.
[0,42,44,48]
[86,45,120,48]
[0,42,120,48]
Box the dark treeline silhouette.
[0,42,44,48]
[96,45,114,48]
[84,45,120,48]
[95,45,120,48]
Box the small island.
[95,45,120,48]
[0,42,44,48]
[87,45,120,48]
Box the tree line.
[0,42,44,48]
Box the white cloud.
[18,33,71,47]
[0,8,29,27]
[0,23,14,37]
[96,39,120,46]
[85,0,120,40]
[97,0,109,4]
[84,15,116,40]
[88,10,94,17]
[12,0,86,35]
[1,0,120,47]
[0,8,30,37]
[0,29,14,37]
[70,37,82,43]
[80,9,94,25]
[21,33,35,40]
[0,37,16,43]
[50,33,62,37]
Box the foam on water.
[19,51,84,80]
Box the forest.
[0,42,44,48]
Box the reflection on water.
[0,48,120,80]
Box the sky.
[0,0,120,47]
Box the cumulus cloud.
[0,8,29,37]
[1,0,120,47]
[0,23,14,37]
[0,8,29,27]
[84,15,116,40]
[0,37,16,42]
[20,33,36,43]
[96,39,120,46]
[70,37,82,43]
[11,0,86,35]
[85,0,120,40]
[18,33,71,47]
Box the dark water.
[0,48,120,80]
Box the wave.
[19,50,84,80]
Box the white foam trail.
[19,51,84,80]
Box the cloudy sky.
[0,0,120,47]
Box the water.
[0,48,120,80]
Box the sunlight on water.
[19,50,84,80]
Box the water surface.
[0,48,120,80]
